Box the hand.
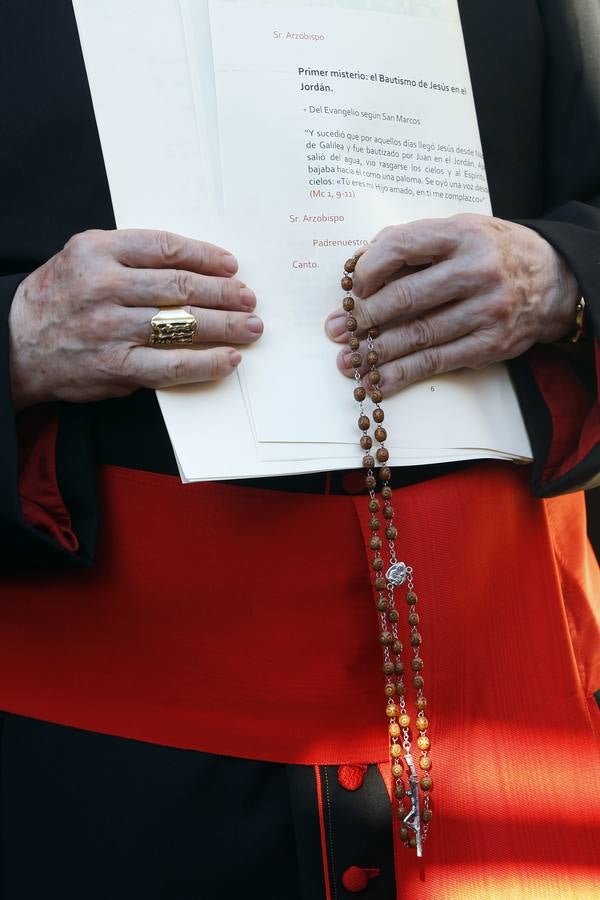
[8,229,263,411]
[325,214,580,395]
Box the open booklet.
[73,0,533,480]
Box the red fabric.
[1,463,599,897]
[527,340,600,486]
[16,408,78,551]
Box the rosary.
[341,255,432,857]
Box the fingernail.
[247,315,263,334]
[222,253,238,274]
[326,311,347,338]
[240,287,256,310]
[229,350,242,366]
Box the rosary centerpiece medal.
[341,255,432,857]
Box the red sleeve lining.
[526,339,600,487]
[16,408,79,553]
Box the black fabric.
[0,713,302,900]
[319,765,396,899]
[1,0,600,564]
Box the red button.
[342,866,380,893]
[337,764,367,791]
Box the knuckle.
[421,347,442,376]
[410,316,435,350]
[389,358,409,384]
[356,301,376,332]
[479,251,504,287]
[156,230,182,265]
[207,351,226,380]
[64,229,104,258]
[223,312,237,340]
[173,269,193,303]
[165,354,190,383]
[393,279,414,312]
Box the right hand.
[8,228,263,411]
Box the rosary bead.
[367,327,379,339]
[416,715,429,731]
[394,783,405,800]
[360,434,373,450]
[349,336,360,350]
[411,657,424,671]
[373,409,385,424]
[367,370,381,385]
[341,275,353,291]
[346,316,358,332]
[363,455,375,469]
[419,756,432,771]
[365,475,377,489]
[410,632,422,647]
[376,597,388,612]
[420,776,433,792]
[389,609,399,623]
[374,576,386,591]
[354,386,367,402]
[389,722,401,737]
[417,735,430,750]
[392,639,403,654]
[394,660,404,675]
[413,675,425,689]
[351,352,364,368]
[343,296,355,312]
[399,713,411,727]
[383,505,394,519]
[406,591,418,605]
[370,536,382,551]
[386,703,399,718]
[379,466,392,481]
[408,611,420,626]
[367,350,378,366]
[369,516,380,531]
[380,631,394,646]
[384,683,396,697]
[399,826,409,840]
[386,526,398,540]
[368,498,380,512]
[358,415,370,431]
[344,257,357,273]
[372,556,384,571]
[390,743,403,759]
[383,661,395,676]
[376,447,390,463]
[370,388,383,403]
[374,426,387,442]
[392,763,403,778]
[422,809,433,823]
[409,838,417,849]
[381,486,393,500]
[415,697,427,711]
[396,680,405,695]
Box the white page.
[206,0,531,457]
[74,0,532,482]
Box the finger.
[370,332,497,396]
[353,218,464,297]
[111,306,264,346]
[123,345,242,389]
[336,296,489,375]
[113,268,256,311]
[326,259,473,341]
[108,229,239,276]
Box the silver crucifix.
[403,753,423,857]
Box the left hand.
[325,214,580,396]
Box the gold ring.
[149,307,197,346]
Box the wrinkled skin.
[9,228,263,411]
[325,214,580,395]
